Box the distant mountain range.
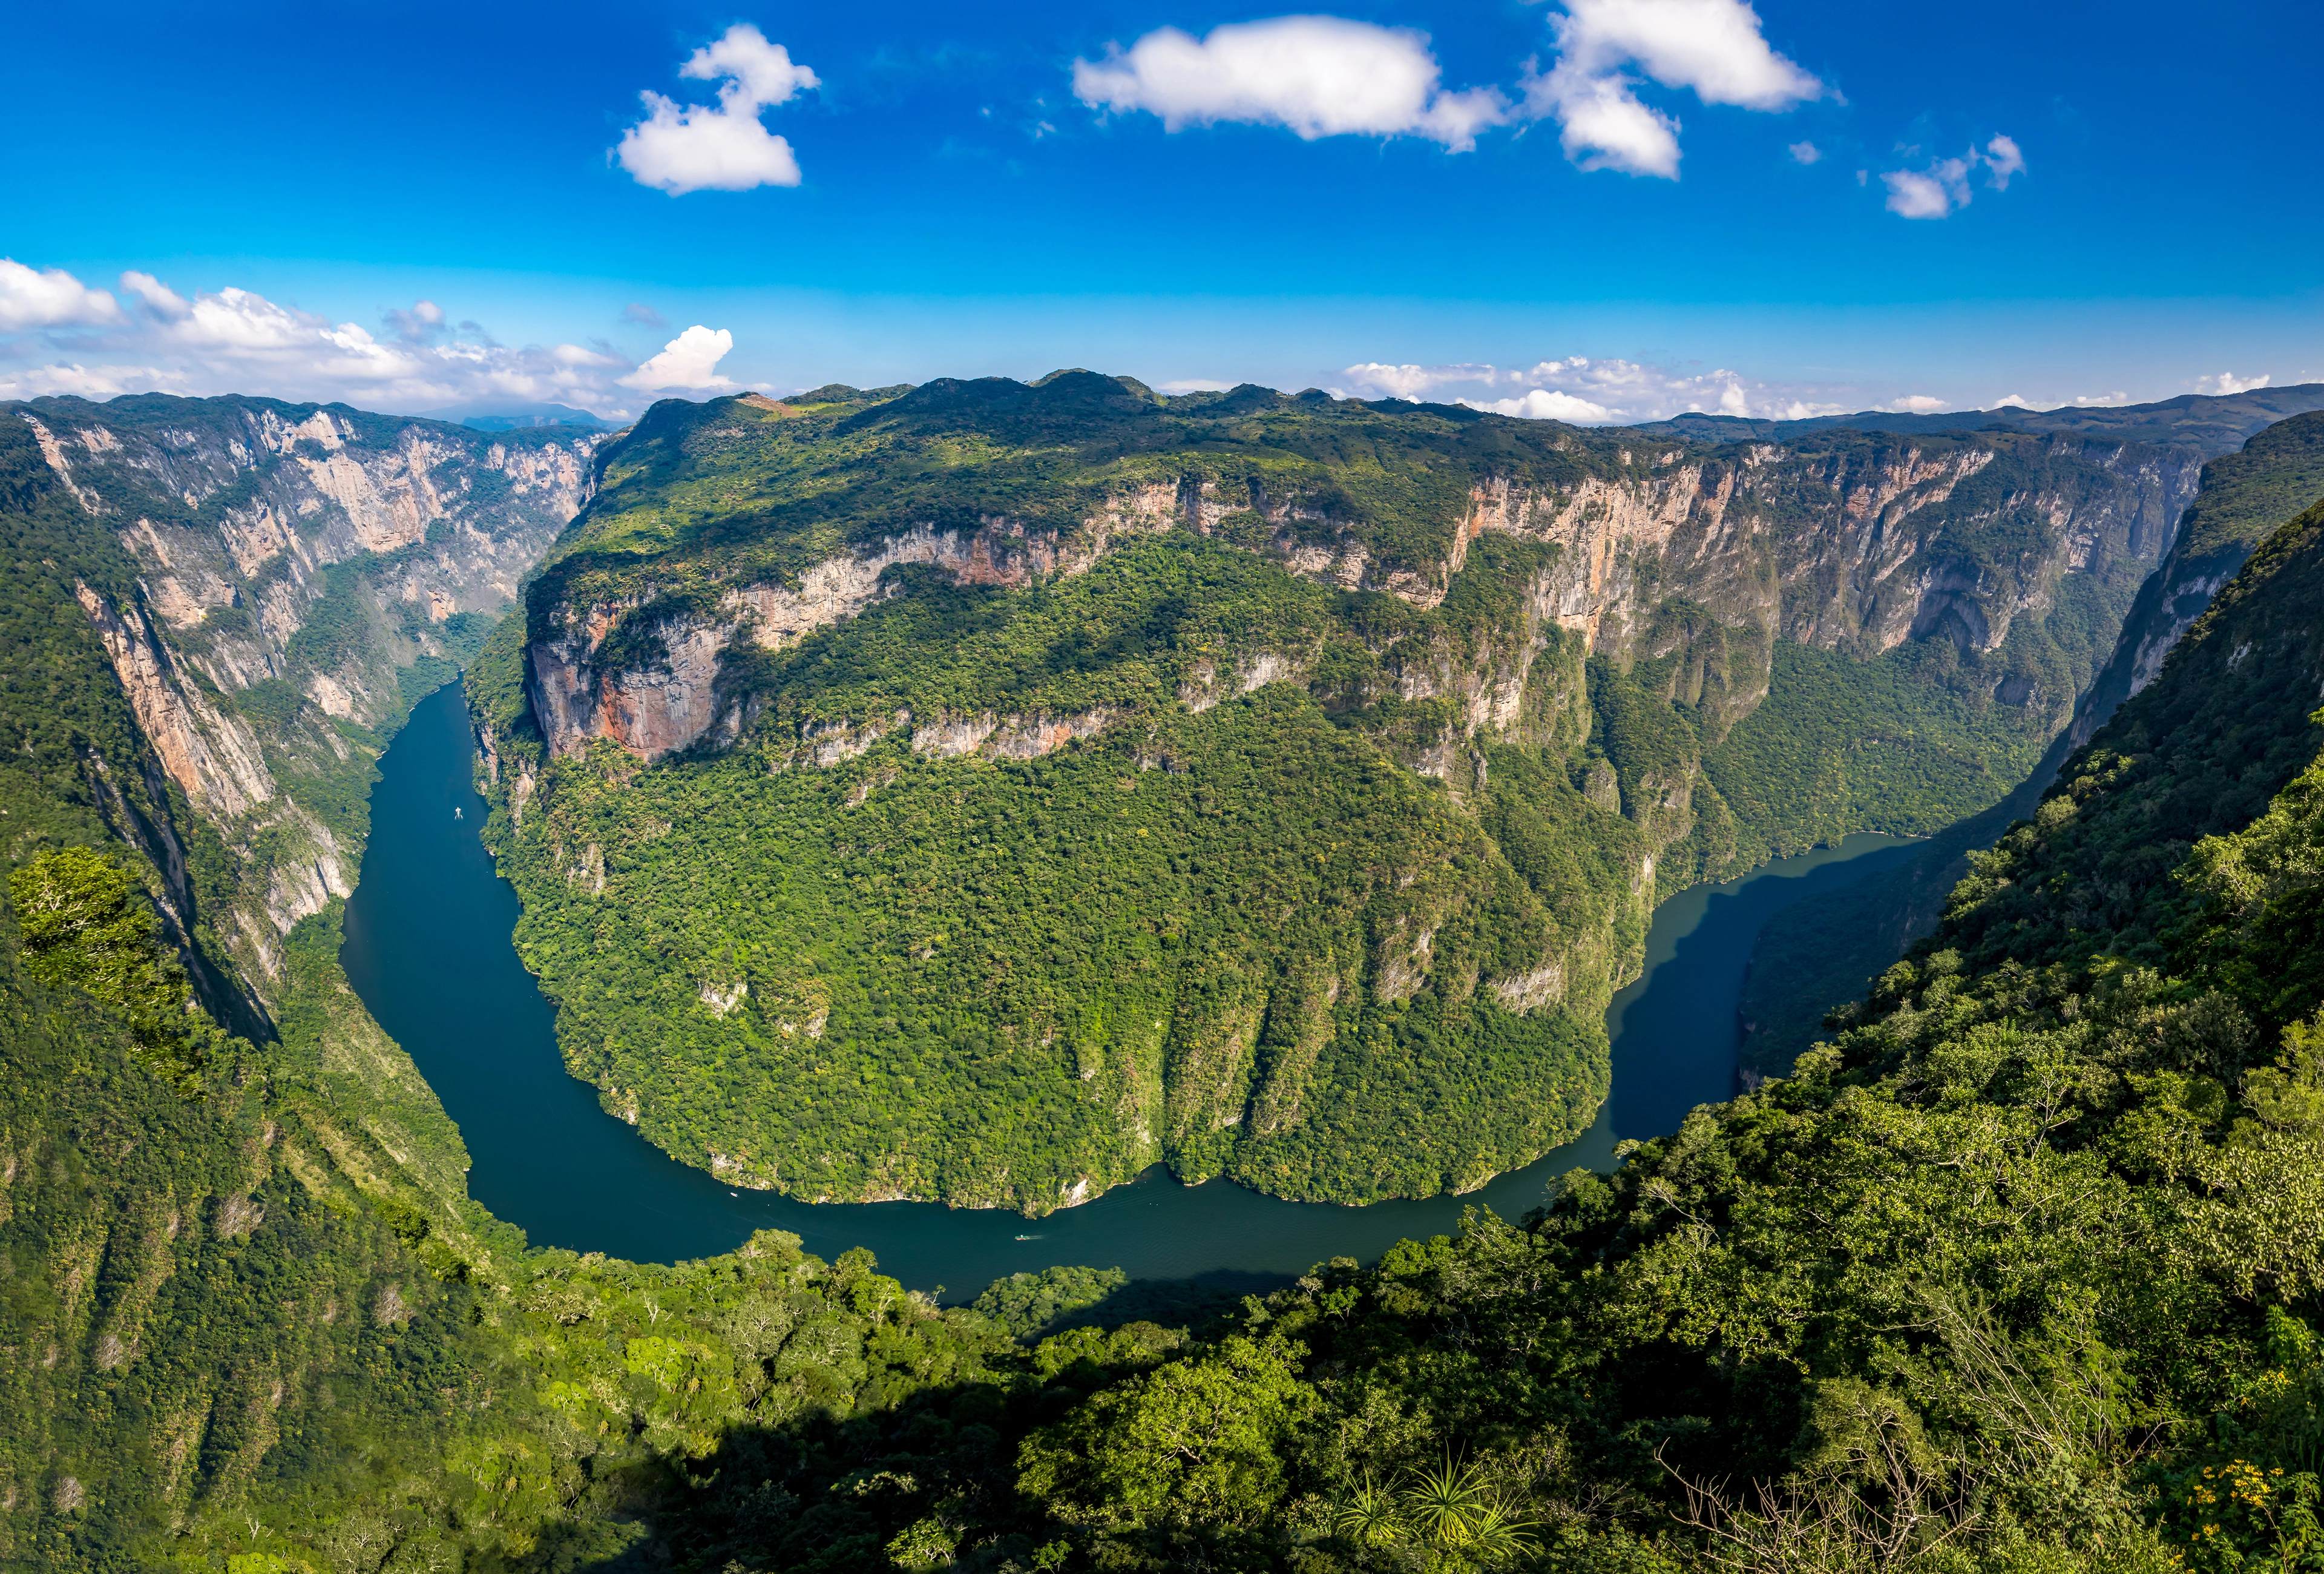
[419,398,622,432]
[410,383,2324,444]
[1626,381,2324,447]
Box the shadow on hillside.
[562,1273,1299,1572]
[1036,1267,1294,1339]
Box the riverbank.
[344,682,1917,1291]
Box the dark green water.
[343,683,1917,1294]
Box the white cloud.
[1982,134,2025,191]
[0,262,657,418]
[1472,388,1620,422]
[119,271,188,319]
[1788,140,1821,164]
[0,363,156,400]
[615,24,818,194]
[2072,391,2129,407]
[681,22,818,107]
[1883,159,1971,219]
[2196,370,2270,395]
[0,258,124,331]
[1881,136,2024,219]
[1538,73,1681,177]
[1338,354,1853,424]
[384,298,448,343]
[1341,361,1490,400]
[1550,0,1825,109]
[1995,393,2032,409]
[619,325,738,391]
[1073,16,1509,151]
[1526,0,1825,179]
[1885,394,1947,413]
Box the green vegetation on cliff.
[481,377,2191,1208]
[1744,416,2324,1078]
[2173,407,2324,562]
[485,527,1634,1209]
[5,383,2324,1573]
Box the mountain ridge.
[468,371,2242,1211]
[3,381,2324,1568]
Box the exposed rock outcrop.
[18,394,602,998]
[530,432,2202,772]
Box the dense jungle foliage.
[2171,409,2324,563]
[8,380,2320,1573]
[482,529,1636,1211]
[0,406,1104,1571]
[1742,410,2324,1078]
[481,377,2185,1211]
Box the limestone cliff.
[2069,407,2324,746]
[10,392,601,997]
[520,386,2199,889]
[467,377,2251,1211]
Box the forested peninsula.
[5,383,2324,1572]
[465,373,2271,1210]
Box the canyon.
[467,375,2297,1212]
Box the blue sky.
[3,0,2318,420]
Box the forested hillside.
[627,448,2324,1573]
[472,374,2220,1210]
[1742,407,2324,1075]
[7,382,2324,1570]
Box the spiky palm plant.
[1330,1470,1407,1547]
[1402,1454,1498,1546]
[1452,1501,1538,1564]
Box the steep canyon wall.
[471,379,2231,1211]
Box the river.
[342,682,1917,1294]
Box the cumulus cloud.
[618,325,738,391]
[0,260,678,418]
[119,271,188,319]
[1525,0,1825,179]
[616,24,818,194]
[384,299,448,343]
[1982,134,2025,190]
[1072,16,1509,151]
[2072,391,2129,407]
[1995,393,2032,409]
[0,258,125,331]
[1338,355,1855,424]
[1882,158,1972,219]
[1788,140,1821,164]
[1885,394,1947,413]
[1882,136,2025,218]
[2196,370,2270,395]
[1472,388,1620,422]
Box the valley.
[470,374,2302,1211]
[341,674,1912,1284]
[5,378,2324,1570]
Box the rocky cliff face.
[10,394,601,996]
[526,401,2199,851]
[2069,408,2324,746]
[467,378,2252,1211]
[1740,407,2324,1084]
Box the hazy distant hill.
[420,398,622,432]
[1630,381,2324,448]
